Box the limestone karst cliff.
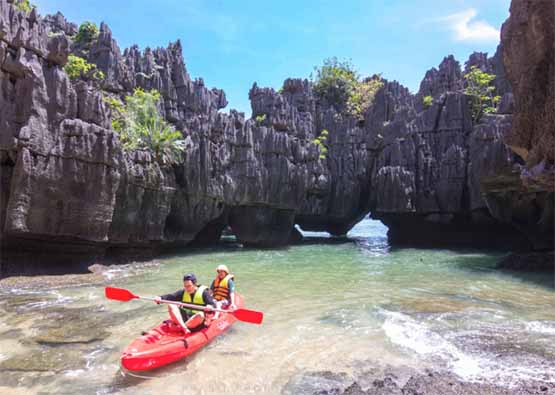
[483,0,555,252]
[0,0,552,275]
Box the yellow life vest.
[181,285,208,315]
[212,274,234,301]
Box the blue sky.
[36,0,510,115]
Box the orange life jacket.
[212,274,234,301]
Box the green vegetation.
[104,96,126,131]
[313,129,329,160]
[423,95,433,108]
[14,0,35,13]
[312,57,358,110]
[64,55,104,81]
[463,66,501,122]
[346,75,384,118]
[75,22,99,47]
[105,89,186,166]
[255,113,267,124]
[312,57,383,118]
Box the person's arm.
[228,279,236,309]
[156,289,183,303]
[202,288,216,307]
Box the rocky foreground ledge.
[284,368,555,395]
[0,0,553,275]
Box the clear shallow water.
[0,219,554,394]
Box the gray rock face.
[482,0,555,251]
[418,55,463,99]
[0,0,550,275]
[42,12,77,36]
[369,85,529,247]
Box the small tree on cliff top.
[464,66,501,123]
[14,0,35,13]
[75,21,99,47]
[106,89,186,166]
[312,57,358,110]
[312,57,383,118]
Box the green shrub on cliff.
[312,57,358,110]
[75,21,99,47]
[64,55,104,81]
[312,58,383,118]
[463,66,501,122]
[106,89,186,166]
[423,95,433,108]
[14,0,35,13]
[255,113,267,124]
[313,129,330,160]
[346,75,383,118]
[104,96,126,131]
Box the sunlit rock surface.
[0,0,552,275]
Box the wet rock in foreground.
[285,368,555,395]
[282,370,352,395]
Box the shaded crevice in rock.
[228,206,296,247]
[381,212,531,249]
[187,207,229,247]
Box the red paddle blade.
[233,308,263,324]
[105,287,138,302]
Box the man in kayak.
[155,273,215,334]
[210,264,237,311]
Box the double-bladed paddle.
[105,286,263,324]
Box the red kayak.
[121,293,245,371]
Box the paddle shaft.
[138,295,229,314]
[105,286,263,324]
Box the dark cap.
[183,273,197,284]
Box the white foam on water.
[85,348,105,370]
[382,311,482,377]
[64,369,86,377]
[381,310,555,386]
[100,261,160,281]
[526,321,555,336]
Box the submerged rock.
[282,370,353,395]
[32,322,109,345]
[0,294,57,314]
[0,346,86,372]
[497,251,555,273]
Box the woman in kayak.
[155,273,216,334]
[210,264,237,311]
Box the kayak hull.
[121,294,243,371]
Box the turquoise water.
[0,220,554,394]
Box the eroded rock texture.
[0,0,552,275]
[483,0,555,252]
[0,0,321,275]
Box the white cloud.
[437,8,500,43]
